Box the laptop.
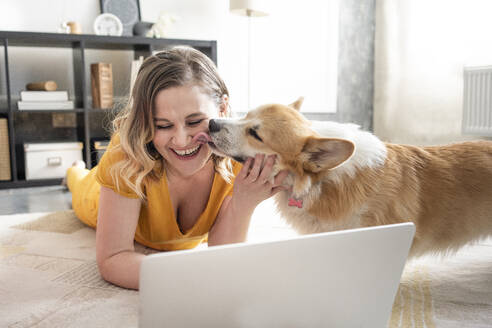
[139,223,415,328]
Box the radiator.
[462,66,492,136]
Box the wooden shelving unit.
[0,31,217,189]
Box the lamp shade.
[230,0,269,17]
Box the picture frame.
[100,0,141,36]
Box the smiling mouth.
[171,144,202,159]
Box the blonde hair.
[110,46,233,200]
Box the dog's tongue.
[193,132,212,145]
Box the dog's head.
[207,98,355,196]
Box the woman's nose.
[172,127,192,147]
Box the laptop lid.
[139,222,415,328]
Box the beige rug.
[0,205,491,327]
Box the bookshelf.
[0,31,217,189]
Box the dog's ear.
[288,97,304,111]
[300,137,355,172]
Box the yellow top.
[71,135,240,251]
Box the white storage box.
[24,142,83,180]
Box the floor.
[0,186,73,215]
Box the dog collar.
[288,197,303,208]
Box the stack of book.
[17,91,74,110]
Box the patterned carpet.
[390,246,492,328]
[0,206,491,327]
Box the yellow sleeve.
[95,134,140,199]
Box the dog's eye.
[248,128,263,142]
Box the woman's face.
[152,85,223,178]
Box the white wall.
[140,0,248,111]
[0,1,99,33]
[250,0,338,112]
[140,0,338,113]
[0,0,338,114]
[374,0,492,145]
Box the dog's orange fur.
[303,142,492,256]
[209,100,492,257]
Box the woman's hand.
[209,154,289,246]
[232,154,289,210]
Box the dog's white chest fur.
[271,120,387,235]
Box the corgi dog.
[204,98,492,257]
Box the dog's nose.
[209,119,221,133]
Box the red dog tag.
[288,197,303,208]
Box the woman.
[66,47,288,290]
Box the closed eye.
[248,128,263,142]
[156,119,204,130]
[188,119,205,126]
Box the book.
[20,91,69,102]
[94,140,109,150]
[0,118,11,181]
[91,63,113,109]
[17,100,74,110]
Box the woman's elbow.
[96,253,112,282]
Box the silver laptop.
[139,223,415,328]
